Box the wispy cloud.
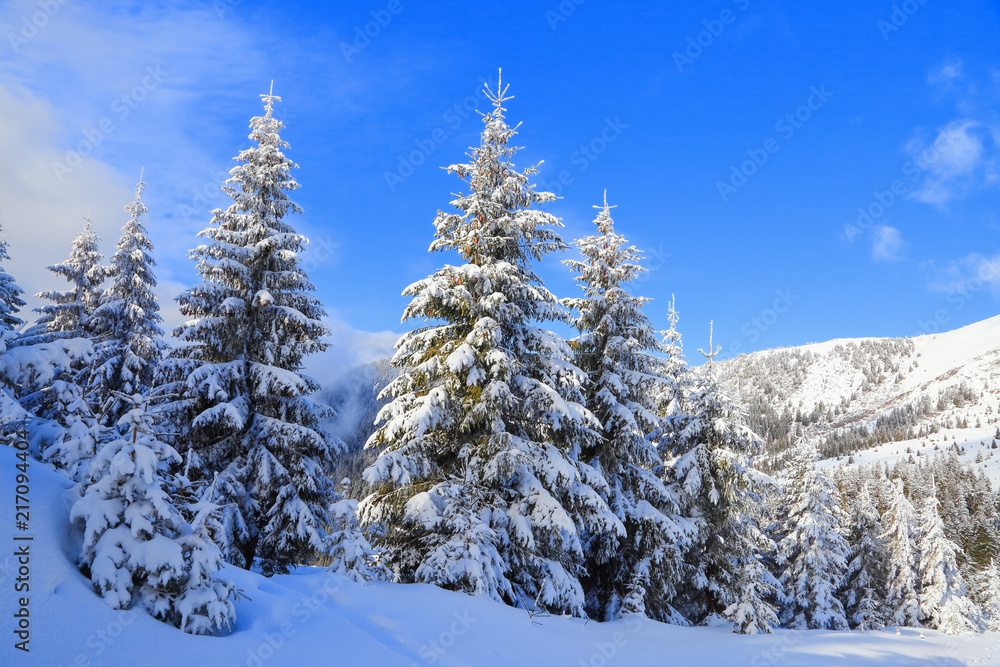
[926,252,1000,296]
[906,119,998,206]
[927,57,963,96]
[905,59,1000,207]
[0,81,131,318]
[871,225,903,262]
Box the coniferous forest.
[4,74,1000,648]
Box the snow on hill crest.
[714,314,1000,480]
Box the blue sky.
[1,0,999,373]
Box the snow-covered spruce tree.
[361,73,619,617]
[87,174,167,424]
[71,401,236,634]
[648,297,698,490]
[0,218,25,334]
[881,478,921,627]
[841,480,889,631]
[22,220,104,344]
[0,219,27,428]
[776,439,849,630]
[976,558,1000,631]
[562,193,689,622]
[2,222,103,476]
[165,87,364,577]
[0,336,98,479]
[667,326,778,633]
[652,296,691,435]
[917,492,983,634]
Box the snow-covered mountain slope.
[714,315,1000,468]
[318,358,398,499]
[4,445,1000,667]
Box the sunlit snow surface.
[2,447,1000,666]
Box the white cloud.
[907,119,998,206]
[926,252,1000,296]
[928,58,963,92]
[301,315,399,387]
[0,81,132,320]
[871,225,903,262]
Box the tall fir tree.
[361,73,619,617]
[10,221,103,478]
[562,193,689,622]
[666,325,778,633]
[652,296,691,438]
[165,86,359,576]
[87,173,166,423]
[841,480,889,631]
[776,440,849,630]
[917,492,983,634]
[23,219,104,343]
[881,478,921,627]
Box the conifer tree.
[361,73,619,616]
[0,220,27,429]
[0,218,25,334]
[562,193,689,622]
[918,492,983,634]
[87,173,166,423]
[653,297,690,432]
[0,335,98,479]
[975,558,1000,632]
[23,220,104,343]
[71,401,236,635]
[667,325,778,633]
[841,481,889,631]
[6,222,103,477]
[881,479,921,627]
[165,86,354,576]
[776,440,849,630]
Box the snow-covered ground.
[3,447,1000,666]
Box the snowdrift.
[1,446,999,666]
